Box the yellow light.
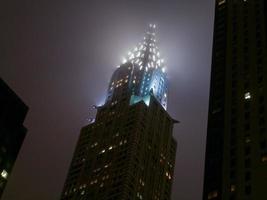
[1,170,8,179]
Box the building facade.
[0,78,28,197]
[61,24,177,200]
[203,0,267,199]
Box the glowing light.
[1,170,8,179]
[245,92,251,100]
[110,24,168,110]
[129,54,134,59]
[130,95,150,107]
[122,57,127,64]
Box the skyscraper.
[60,24,177,200]
[0,78,28,198]
[203,0,267,199]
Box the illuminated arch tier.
[106,24,168,110]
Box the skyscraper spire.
[122,24,165,73]
[60,24,177,200]
[108,24,168,110]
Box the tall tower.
[0,78,28,198]
[203,0,267,200]
[60,24,177,200]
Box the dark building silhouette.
[203,0,267,199]
[0,78,28,198]
[61,24,177,200]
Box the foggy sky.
[0,1,214,199]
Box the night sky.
[0,1,214,200]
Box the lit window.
[230,185,236,192]
[122,57,127,64]
[262,155,267,162]
[245,137,251,143]
[208,191,218,199]
[218,0,226,6]
[244,92,251,100]
[139,179,145,186]
[1,170,8,179]
[165,171,172,180]
[137,192,143,199]
[99,149,105,154]
[91,142,98,148]
[129,54,134,59]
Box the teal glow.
[130,94,150,107]
[106,25,168,110]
